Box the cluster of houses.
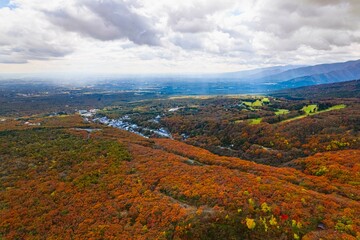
[78,108,172,139]
[79,109,98,117]
[78,109,99,121]
[92,115,172,139]
[24,121,41,126]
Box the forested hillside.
[271,80,360,100]
[0,114,359,239]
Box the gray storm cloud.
[0,44,73,64]
[45,0,161,46]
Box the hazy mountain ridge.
[271,79,360,99]
[218,59,360,88]
[257,59,360,82]
[214,65,304,80]
[277,62,360,88]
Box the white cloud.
[0,0,360,73]
[0,5,74,63]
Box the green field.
[252,100,263,107]
[249,118,262,125]
[243,98,269,108]
[327,104,346,111]
[302,104,318,114]
[243,101,253,107]
[275,109,290,115]
[282,104,346,123]
[262,97,270,103]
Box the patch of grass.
[275,109,290,115]
[262,97,270,103]
[248,118,262,125]
[234,120,244,124]
[282,104,346,123]
[302,104,317,114]
[243,101,253,107]
[243,99,264,108]
[327,104,346,111]
[252,100,263,107]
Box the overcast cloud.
[0,0,359,73]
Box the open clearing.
[302,104,318,114]
[282,104,346,123]
[249,118,262,125]
[275,109,290,115]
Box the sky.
[0,0,360,75]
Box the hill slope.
[1,115,359,239]
[271,79,360,99]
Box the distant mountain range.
[217,59,360,89]
[211,65,304,80]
